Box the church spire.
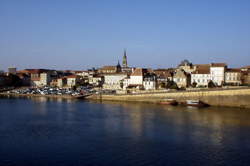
[122,49,128,68]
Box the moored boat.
[159,99,178,106]
[185,100,208,107]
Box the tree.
[208,80,216,88]
[192,82,197,88]
[159,82,166,89]
[166,81,179,89]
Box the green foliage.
[159,82,166,88]
[208,80,216,88]
[192,82,197,88]
[166,81,179,89]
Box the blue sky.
[0,0,250,70]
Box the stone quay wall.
[88,88,250,108]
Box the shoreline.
[87,88,250,109]
[0,93,76,99]
[1,88,250,109]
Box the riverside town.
[1,50,250,108]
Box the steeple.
[122,49,128,68]
[117,60,121,67]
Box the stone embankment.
[88,88,250,108]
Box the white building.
[40,73,51,86]
[210,63,227,86]
[191,65,211,87]
[143,76,157,90]
[75,71,89,77]
[66,75,81,87]
[103,73,127,90]
[88,75,103,86]
[123,68,156,90]
[225,68,242,85]
[57,77,67,88]
[8,67,17,75]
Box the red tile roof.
[65,75,78,78]
[192,64,210,74]
[100,66,117,70]
[226,68,241,72]
[131,68,152,76]
[210,63,227,67]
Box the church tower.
[122,49,128,68]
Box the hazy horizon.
[1,0,250,71]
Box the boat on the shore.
[159,99,178,106]
[184,100,208,107]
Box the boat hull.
[159,100,178,106]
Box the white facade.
[67,76,80,87]
[40,73,51,86]
[225,72,241,85]
[191,74,211,86]
[89,76,103,86]
[76,71,89,77]
[129,75,143,85]
[210,67,225,86]
[103,74,127,90]
[143,80,156,90]
[31,80,42,87]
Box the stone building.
[191,64,211,87]
[98,62,121,74]
[173,69,191,88]
[178,60,196,74]
[66,75,81,87]
[103,73,128,90]
[225,68,242,85]
[123,68,156,90]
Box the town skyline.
[1,53,249,72]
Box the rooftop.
[210,63,227,67]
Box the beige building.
[173,69,191,88]
[8,67,17,75]
[225,68,242,85]
[40,73,51,86]
[103,73,127,90]
[98,63,121,74]
[178,60,196,74]
[57,77,67,88]
[66,75,81,87]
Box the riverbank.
[87,88,250,108]
[0,92,75,99]
[1,88,250,108]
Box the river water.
[1,96,250,166]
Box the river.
[1,96,250,166]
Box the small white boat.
[185,100,208,107]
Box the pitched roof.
[19,69,51,74]
[65,75,78,78]
[100,66,117,70]
[210,63,227,67]
[130,68,149,76]
[193,65,210,74]
[226,68,241,72]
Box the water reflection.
[1,98,250,166]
